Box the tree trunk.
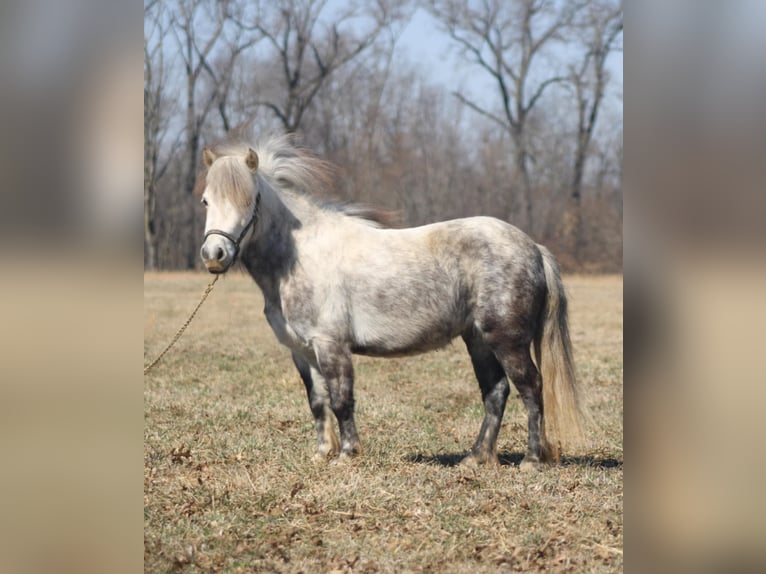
[144,183,157,270]
[568,132,587,263]
[143,97,158,270]
[184,130,200,270]
[511,129,533,231]
[184,60,200,270]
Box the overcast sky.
[391,6,623,118]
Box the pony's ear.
[202,147,217,168]
[245,148,259,173]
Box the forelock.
[206,157,255,209]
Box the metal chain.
[144,274,220,375]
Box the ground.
[144,272,623,573]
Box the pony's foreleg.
[312,342,360,460]
[292,353,340,462]
[461,331,510,466]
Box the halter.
[203,193,261,262]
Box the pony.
[198,135,584,469]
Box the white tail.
[535,245,587,460]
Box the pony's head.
[199,147,260,273]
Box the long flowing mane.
[204,135,396,228]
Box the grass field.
[144,272,623,573]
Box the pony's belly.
[350,313,466,357]
[350,336,454,358]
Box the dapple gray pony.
[199,135,584,469]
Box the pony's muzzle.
[203,259,227,274]
[201,240,231,273]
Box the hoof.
[460,455,479,468]
[312,452,331,464]
[519,457,545,472]
[331,451,358,465]
[460,453,498,467]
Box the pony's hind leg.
[493,344,551,469]
[461,329,510,466]
[292,353,340,462]
[312,341,361,461]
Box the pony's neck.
[240,177,312,297]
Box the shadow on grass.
[406,452,622,469]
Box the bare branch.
[244,0,401,131]
[452,91,508,132]
[257,100,289,128]
[524,75,566,115]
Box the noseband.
[203,193,261,261]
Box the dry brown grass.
[144,272,622,573]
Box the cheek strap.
[203,193,261,260]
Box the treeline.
[145,0,622,272]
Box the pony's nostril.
[214,247,225,261]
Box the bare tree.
[143,0,622,272]
[569,2,621,203]
[237,0,406,133]
[566,0,622,257]
[170,0,259,268]
[427,0,582,231]
[144,0,180,270]
[194,2,261,133]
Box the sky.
[393,5,623,117]
[396,8,469,91]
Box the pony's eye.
[201,198,208,207]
